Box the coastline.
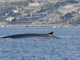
[0,23,80,28]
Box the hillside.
[0,0,80,27]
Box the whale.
[1,32,60,39]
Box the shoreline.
[0,22,80,28]
[0,24,80,28]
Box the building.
[49,17,59,22]
[57,3,80,15]
[25,17,31,20]
[12,10,21,16]
[5,13,8,16]
[13,10,19,13]
[30,12,47,17]
[29,2,43,7]
[32,10,37,13]
[49,0,58,3]
[6,17,16,22]
[32,16,41,20]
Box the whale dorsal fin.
[49,32,53,35]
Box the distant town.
[0,0,80,27]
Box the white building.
[5,13,8,16]
[13,10,19,13]
[29,2,43,7]
[6,17,16,22]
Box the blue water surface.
[0,27,80,60]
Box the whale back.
[48,32,53,35]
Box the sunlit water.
[0,27,80,60]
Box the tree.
[60,13,73,23]
[66,0,78,3]
[65,13,73,18]
[28,0,34,2]
[10,1,29,7]
[75,19,80,24]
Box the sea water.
[0,27,80,60]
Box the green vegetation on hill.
[76,0,80,2]
[0,7,16,15]
[10,1,29,7]
[60,13,73,23]
[42,2,60,13]
[65,0,78,3]
[0,0,80,25]
[76,19,80,24]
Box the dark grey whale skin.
[1,32,60,39]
